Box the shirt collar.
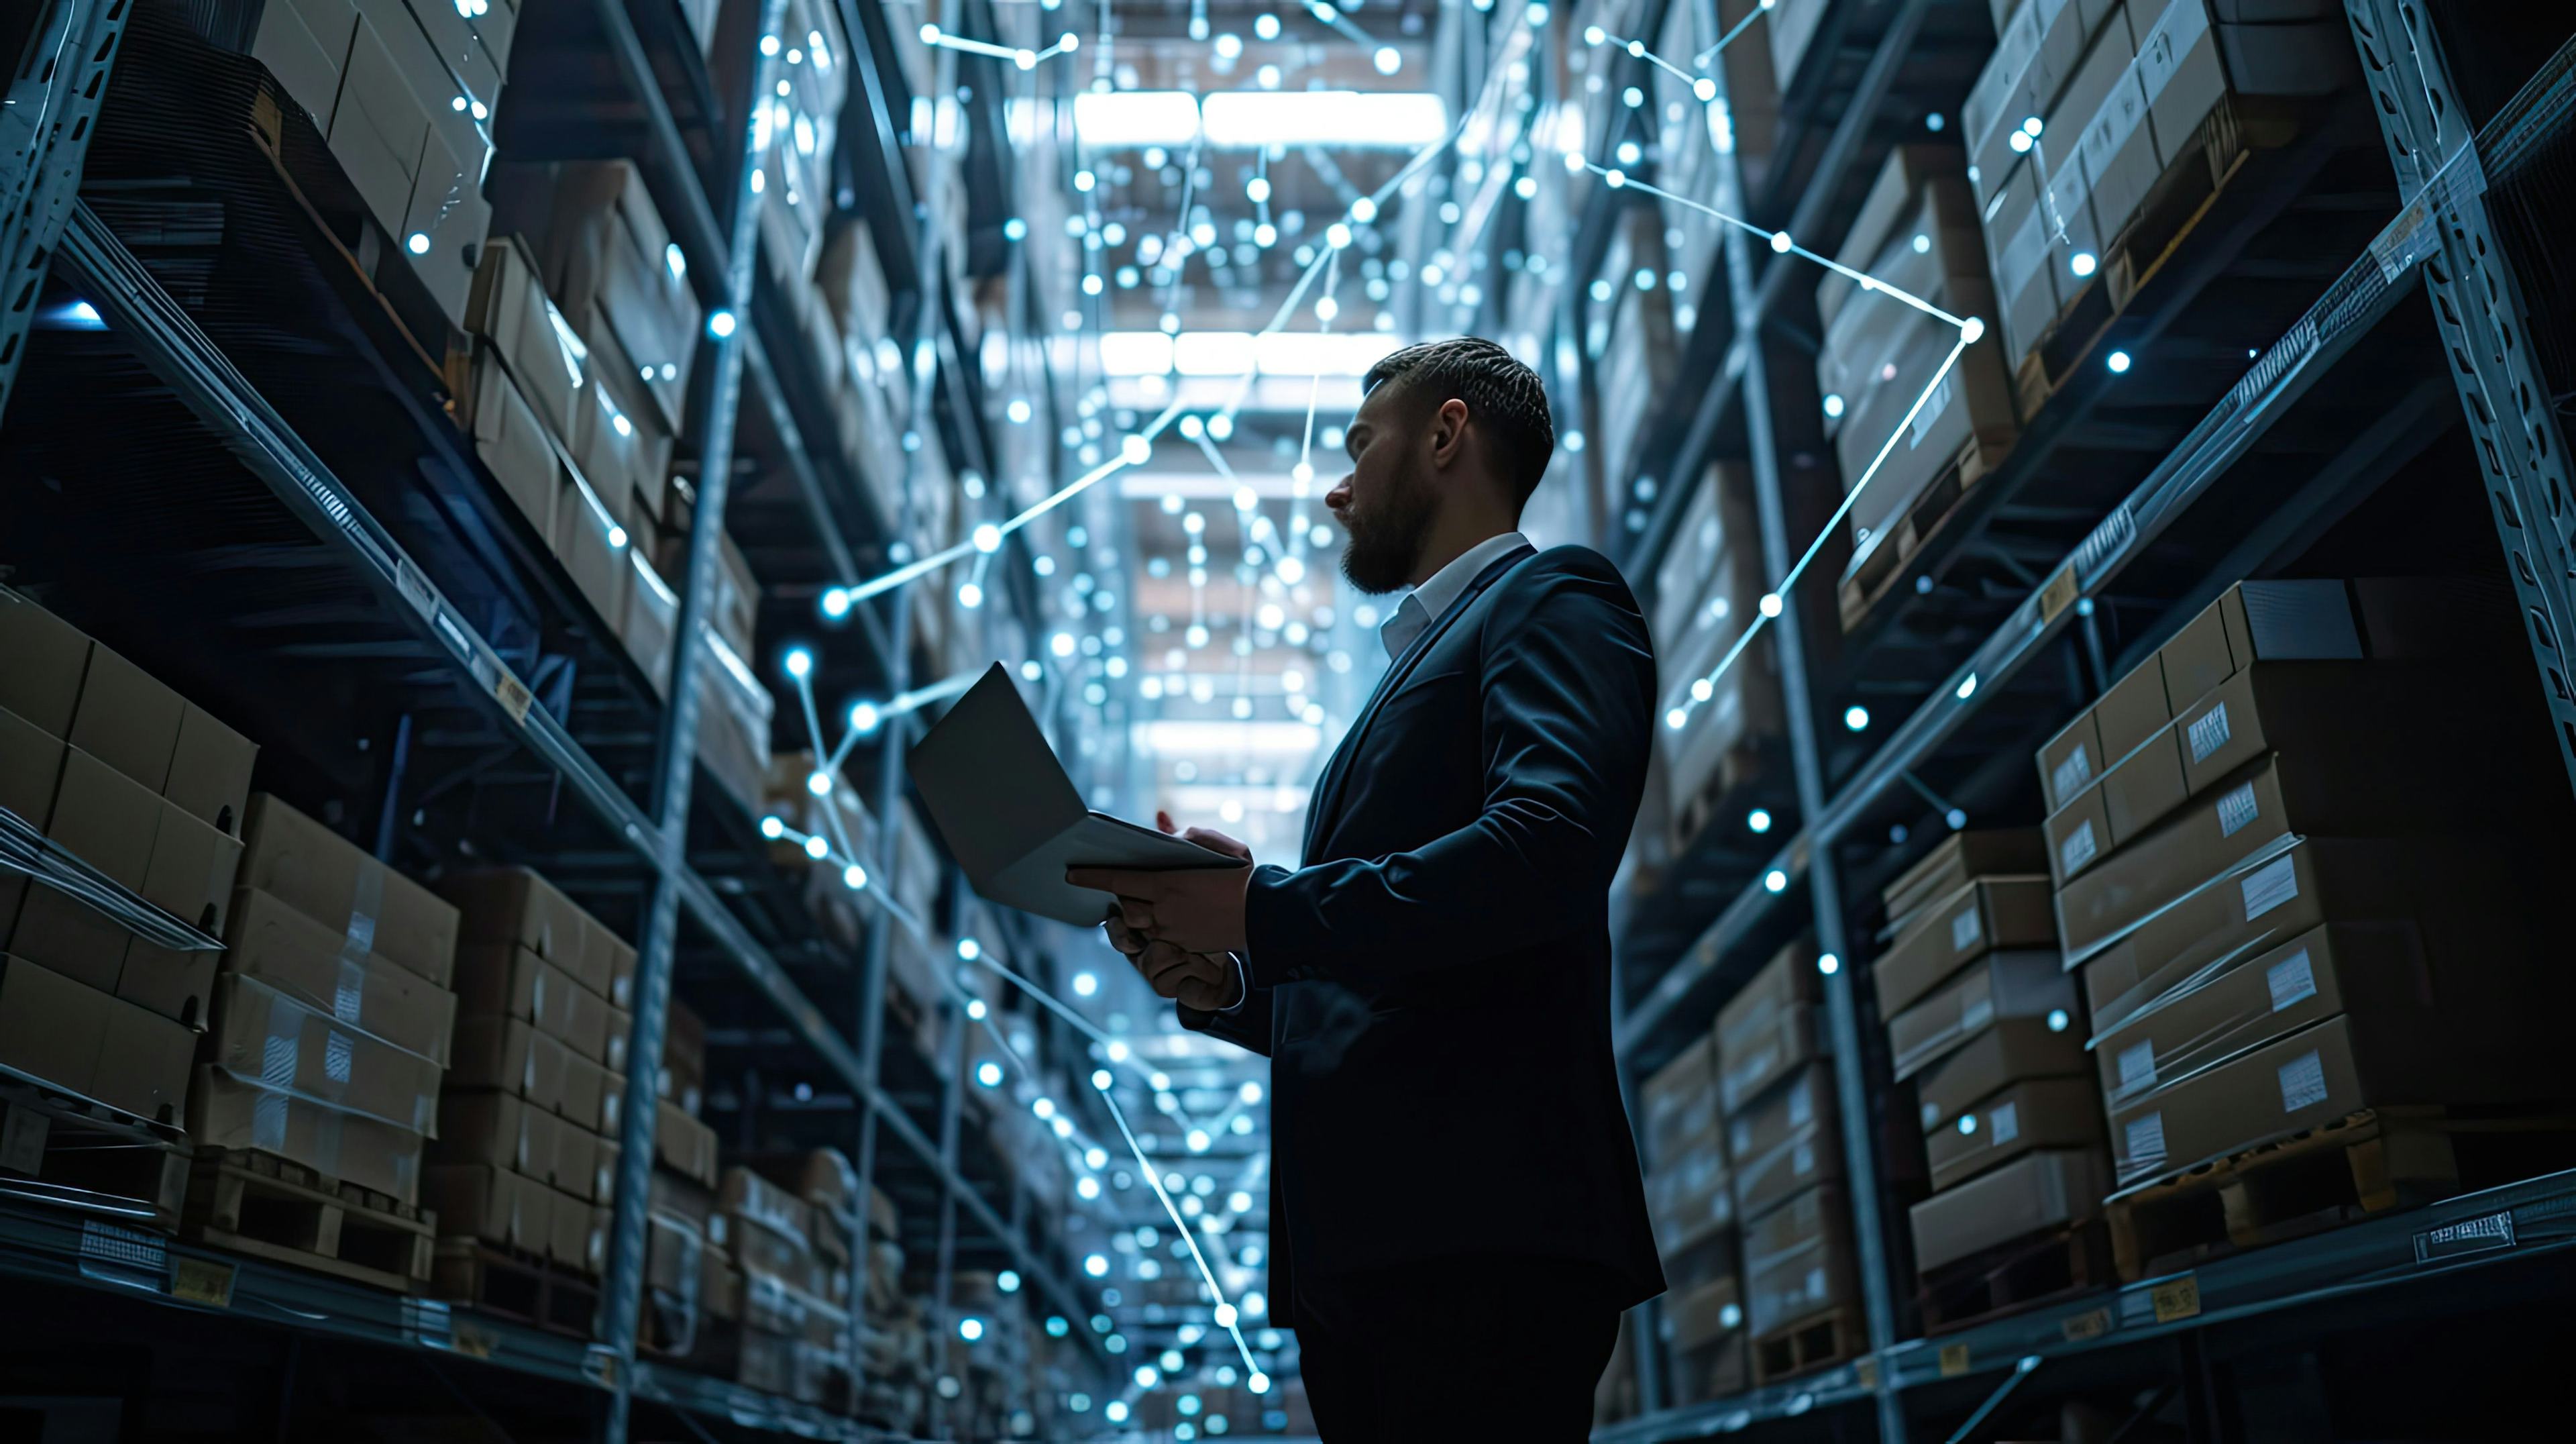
[1378,531,1531,660]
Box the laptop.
[906,663,1241,925]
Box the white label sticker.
[2117,1041,2157,1096]
[2187,701,2232,764]
[1951,905,1983,953]
[1792,1141,1814,1177]
[1921,1100,1940,1130]
[1988,1101,2021,1147]
[1788,1078,1813,1128]
[2059,817,2099,874]
[2051,743,2093,803]
[1910,374,1955,449]
[2216,782,2261,838]
[1805,1266,1827,1302]
[2266,948,2318,1012]
[2125,1113,2168,1174]
[2278,1049,2329,1113]
[2241,854,2300,920]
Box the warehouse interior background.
[5,0,2576,1440]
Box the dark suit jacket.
[1180,542,1666,1314]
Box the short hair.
[1362,337,1556,505]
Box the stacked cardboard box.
[192,795,460,1208]
[812,214,913,531]
[425,868,641,1278]
[724,1163,855,1406]
[1651,461,1781,854]
[1593,207,1680,501]
[1720,941,1858,1376]
[0,593,257,1133]
[857,1186,934,1428]
[1817,144,2019,615]
[2037,579,2576,1229]
[243,0,505,319]
[1638,1035,1744,1401]
[1873,831,2108,1294]
[1970,0,2352,380]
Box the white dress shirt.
[1216,531,1532,1013]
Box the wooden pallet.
[1919,1219,2114,1335]
[180,1148,435,1294]
[2012,96,2302,417]
[432,1239,600,1337]
[0,1083,191,1227]
[1750,1304,1867,1386]
[1835,433,2003,632]
[2105,1106,2576,1282]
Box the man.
[1067,338,1665,1439]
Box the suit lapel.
[1300,544,1537,858]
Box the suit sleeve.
[1177,953,1275,1057]
[1240,558,1653,988]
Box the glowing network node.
[2071,251,2098,278]
[1758,592,1784,618]
[2107,350,2132,373]
[977,1061,1005,1087]
[842,863,868,890]
[1844,705,1870,731]
[802,835,829,860]
[1818,953,1840,975]
[1764,869,1788,893]
[1748,809,1774,833]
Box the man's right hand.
[1106,913,1244,1012]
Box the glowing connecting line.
[1301,1,1384,59]
[1585,163,1970,330]
[1692,0,1776,68]
[919,23,1079,70]
[1095,1076,1263,1378]
[1664,328,1978,727]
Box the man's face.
[1326,384,1441,595]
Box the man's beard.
[1337,465,1438,595]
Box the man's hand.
[1068,811,1256,954]
[1105,915,1244,1011]
[1070,860,1253,953]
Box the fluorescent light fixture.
[1118,472,1316,499]
[1133,721,1324,755]
[1201,91,1448,148]
[1173,330,1259,376]
[1074,89,1201,146]
[1254,331,1401,376]
[1099,331,1176,376]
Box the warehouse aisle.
[4,1,2576,1441]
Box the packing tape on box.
[343,857,384,971]
[246,975,435,1133]
[2062,829,2305,970]
[242,1068,342,1179]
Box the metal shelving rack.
[1591,1,2576,1440]
[0,0,1106,1437]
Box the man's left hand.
[1066,863,1252,954]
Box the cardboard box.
[451,942,614,1067]
[2081,836,2552,1033]
[66,645,184,796]
[2094,916,2575,1123]
[620,548,680,694]
[565,310,674,529]
[1911,1148,2110,1274]
[463,236,588,444]
[1645,1125,1735,1256]
[1888,949,2075,1081]
[450,1015,572,1116]
[436,1089,583,1194]
[2038,709,2106,815]
[555,1180,604,1273]
[658,1100,720,1189]
[1719,1003,1826,1117]
[552,466,631,625]
[561,1049,621,1137]
[0,592,93,737]
[206,973,441,1135]
[249,0,359,130]
[424,1162,551,1253]
[1918,1017,2090,1135]
[191,1066,425,1202]
[1741,1185,1854,1337]
[0,706,67,834]
[1660,1274,1744,1353]
[2057,742,2559,962]
[487,160,701,431]
[121,800,243,1024]
[1880,829,2050,925]
[1727,1063,1840,1223]
[665,996,706,1116]
[440,868,635,1007]
[1982,164,2063,364]
[561,1113,614,1202]
[0,954,192,1125]
[1928,1076,2104,1192]
[463,345,564,541]
[2046,781,2112,890]
[1638,1033,1721,1168]
[222,888,454,1066]
[1873,877,2057,1018]
[239,794,458,987]
[8,750,172,999]
[2118,1012,2502,1187]
[2091,652,2174,771]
